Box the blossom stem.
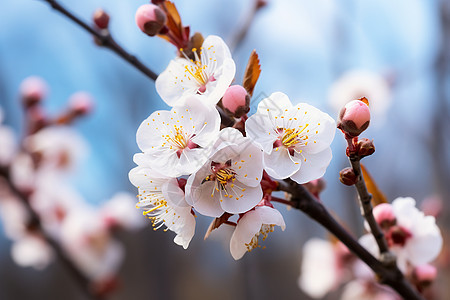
[277,179,424,300]
[348,154,390,254]
[39,0,158,81]
[0,166,100,300]
[270,196,293,206]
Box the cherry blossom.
[245,92,335,183]
[11,234,54,270]
[61,208,124,281]
[24,126,88,173]
[229,205,285,260]
[359,197,443,272]
[136,95,220,177]
[185,128,263,217]
[128,165,195,249]
[100,192,145,231]
[155,35,236,106]
[298,238,341,298]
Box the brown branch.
[0,166,101,300]
[277,179,424,300]
[40,0,158,81]
[348,155,390,254]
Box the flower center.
[276,124,310,149]
[164,126,190,150]
[202,161,246,201]
[245,224,275,252]
[386,225,412,247]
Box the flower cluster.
[298,197,442,299]
[0,78,144,293]
[130,34,336,259]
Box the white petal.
[245,113,278,154]
[298,238,337,298]
[155,58,199,107]
[232,142,263,187]
[185,169,224,217]
[358,234,380,258]
[291,103,336,154]
[203,58,236,105]
[136,109,172,152]
[257,92,293,116]
[263,148,301,179]
[229,206,285,260]
[290,147,332,184]
[219,184,262,215]
[405,216,443,266]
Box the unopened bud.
[20,76,48,107]
[414,264,437,283]
[339,167,357,186]
[373,203,396,229]
[337,98,370,138]
[93,9,110,29]
[68,92,94,116]
[356,138,375,157]
[135,4,167,36]
[222,85,250,118]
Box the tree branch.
[277,179,424,300]
[348,155,390,254]
[40,0,158,81]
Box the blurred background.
[0,0,449,299]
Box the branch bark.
[41,0,158,81]
[349,154,390,254]
[277,179,424,300]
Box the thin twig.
[0,166,100,300]
[348,155,389,254]
[277,179,424,300]
[41,0,158,81]
[230,0,267,52]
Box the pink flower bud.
[337,98,370,138]
[373,203,396,229]
[20,76,48,107]
[135,4,167,37]
[68,92,94,116]
[222,85,250,118]
[93,8,110,29]
[414,264,437,282]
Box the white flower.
[298,238,339,298]
[30,171,85,238]
[128,166,195,249]
[340,280,400,300]
[100,192,145,231]
[25,126,88,172]
[229,205,285,260]
[61,208,124,280]
[329,69,391,119]
[359,197,443,272]
[185,128,263,217]
[246,92,335,183]
[11,234,54,270]
[156,35,236,106]
[136,95,220,177]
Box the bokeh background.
[1,0,449,299]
